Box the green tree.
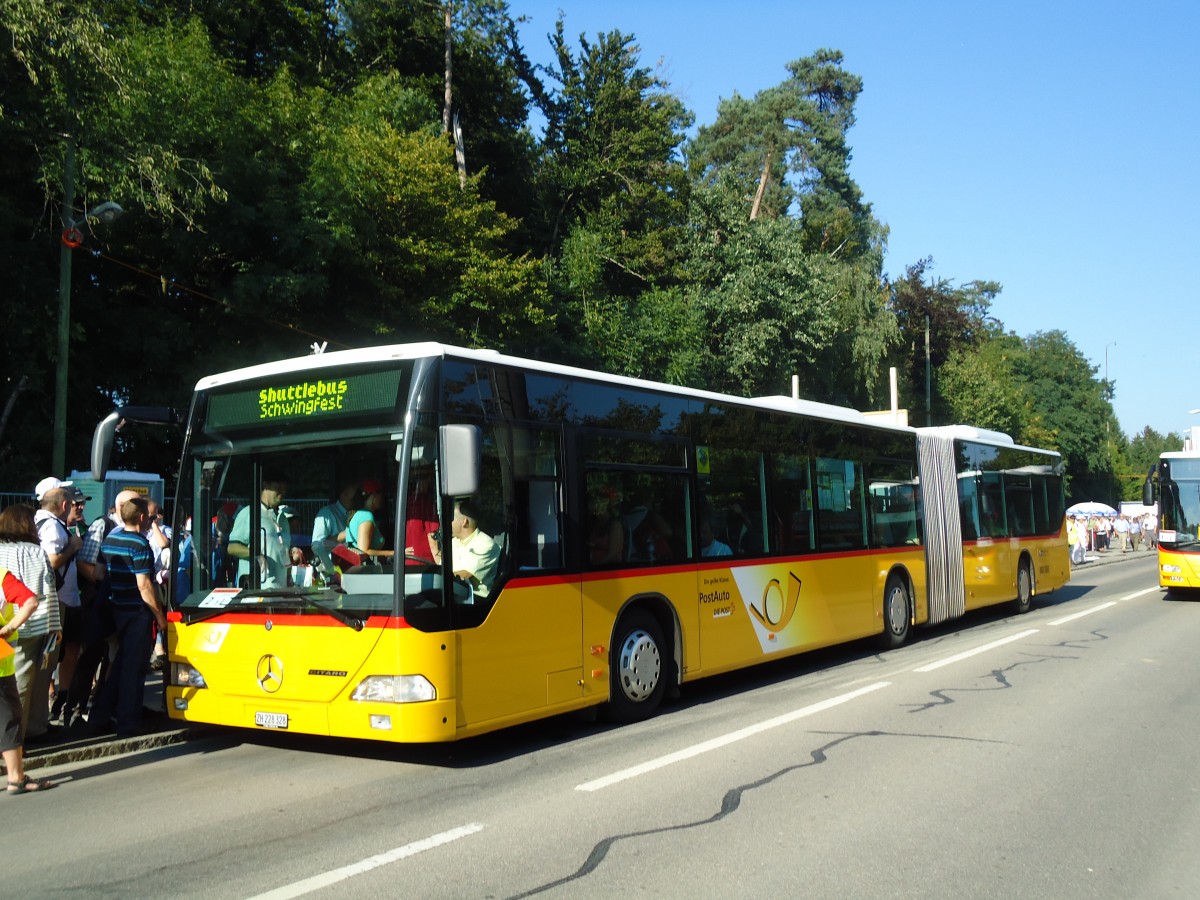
[688,48,874,256]
[1117,426,1184,501]
[888,259,998,424]
[1,4,554,480]
[526,19,692,365]
[304,73,551,346]
[340,0,537,220]
[678,175,894,401]
[98,0,349,85]
[940,329,1119,500]
[0,6,229,478]
[939,333,1058,447]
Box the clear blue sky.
[514,0,1200,439]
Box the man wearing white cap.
[34,476,71,503]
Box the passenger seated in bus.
[431,498,499,596]
[345,479,394,561]
[727,499,760,554]
[403,463,439,563]
[625,494,673,561]
[311,480,361,572]
[699,517,732,558]
[589,512,625,564]
[588,483,625,564]
[960,500,978,540]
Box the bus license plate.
[255,711,288,729]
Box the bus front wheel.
[606,609,666,722]
[879,574,910,650]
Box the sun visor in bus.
[440,424,481,497]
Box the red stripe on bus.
[173,612,406,628]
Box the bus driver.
[226,473,290,587]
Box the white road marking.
[912,629,1040,673]
[1048,602,1117,625]
[1047,586,1159,625]
[1120,586,1160,601]
[575,681,892,792]
[246,823,485,899]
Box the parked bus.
[92,343,1069,742]
[1145,432,1200,590]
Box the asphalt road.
[16,551,1188,900]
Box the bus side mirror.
[91,405,179,481]
[91,412,121,481]
[440,424,480,497]
[1142,475,1154,507]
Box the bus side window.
[815,457,866,551]
[701,447,766,557]
[505,424,564,571]
[980,473,1006,537]
[766,452,813,555]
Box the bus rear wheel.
[879,574,910,650]
[1013,558,1033,614]
[606,609,666,722]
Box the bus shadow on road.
[1031,582,1099,605]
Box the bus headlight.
[1162,565,1182,574]
[350,675,436,703]
[172,662,207,689]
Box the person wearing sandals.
[0,503,60,743]
[1,562,55,793]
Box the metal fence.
[0,491,37,511]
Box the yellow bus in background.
[93,344,1069,742]
[1146,444,1200,590]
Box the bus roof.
[194,342,910,433]
[918,424,1059,459]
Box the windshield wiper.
[180,587,364,631]
[248,588,365,631]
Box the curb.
[10,724,217,774]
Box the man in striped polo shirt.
[88,496,168,738]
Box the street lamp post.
[53,141,123,476]
[1103,341,1117,436]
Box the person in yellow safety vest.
[0,564,56,794]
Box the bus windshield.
[173,360,427,620]
[180,439,409,618]
[1160,457,1200,550]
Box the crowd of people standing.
[0,474,180,795]
[1068,512,1157,566]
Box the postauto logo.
[732,567,802,652]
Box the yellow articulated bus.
[92,344,1069,742]
[1145,441,1200,590]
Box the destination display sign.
[205,368,405,430]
